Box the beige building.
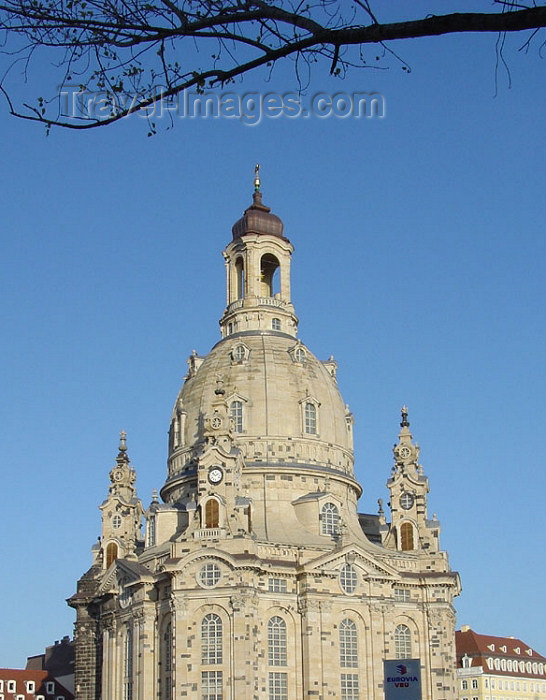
[456,627,546,700]
[69,177,461,700]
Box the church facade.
[69,177,461,700]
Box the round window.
[233,345,246,361]
[199,562,221,588]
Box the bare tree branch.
[0,1,545,129]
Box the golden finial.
[254,163,261,192]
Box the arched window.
[260,254,280,297]
[230,400,243,433]
[202,614,223,665]
[236,258,245,299]
[268,616,287,666]
[394,624,412,659]
[124,625,134,700]
[272,318,281,331]
[400,522,414,551]
[305,402,317,434]
[159,620,172,700]
[204,499,220,529]
[321,502,340,536]
[106,542,118,568]
[147,514,156,548]
[339,619,358,668]
[294,346,306,363]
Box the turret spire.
[400,405,410,428]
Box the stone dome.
[166,331,354,488]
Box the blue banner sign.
[384,659,422,700]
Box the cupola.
[231,165,285,240]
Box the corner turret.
[98,432,144,567]
[383,408,441,553]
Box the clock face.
[211,416,222,429]
[399,446,411,459]
[208,467,223,484]
[400,492,414,510]
[113,469,124,481]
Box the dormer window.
[462,654,472,669]
[233,344,246,362]
[321,502,340,536]
[294,346,306,363]
[304,402,316,434]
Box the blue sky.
[1,3,545,667]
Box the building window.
[106,542,118,568]
[268,616,287,666]
[272,318,281,331]
[230,401,243,433]
[341,673,359,700]
[202,670,223,700]
[400,522,414,551]
[321,502,340,536]
[260,254,280,297]
[472,680,479,689]
[124,625,134,700]
[294,346,306,363]
[25,681,35,693]
[268,578,287,593]
[204,499,220,528]
[339,564,357,594]
[268,672,288,700]
[199,563,221,588]
[147,514,156,547]
[394,588,410,602]
[202,614,223,665]
[112,514,122,529]
[339,618,358,668]
[46,682,55,694]
[304,402,317,434]
[462,681,469,690]
[394,624,412,659]
[235,257,244,300]
[232,345,246,362]
[161,620,172,700]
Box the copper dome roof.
[231,191,285,240]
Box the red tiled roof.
[456,628,546,679]
[0,668,74,699]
